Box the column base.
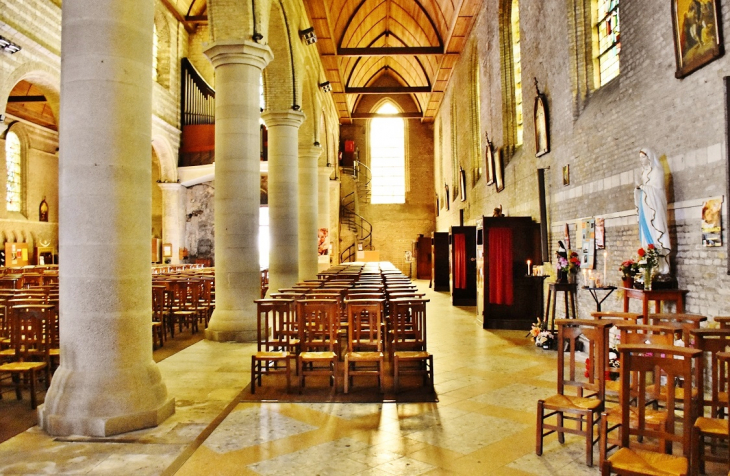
[205,328,257,342]
[39,397,175,437]
[205,308,257,342]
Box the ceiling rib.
[338,46,443,56]
[346,86,430,94]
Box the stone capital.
[157,182,183,193]
[261,110,306,128]
[318,166,334,179]
[299,144,323,161]
[204,40,273,70]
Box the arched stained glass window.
[511,0,523,146]
[597,0,620,86]
[5,131,22,212]
[370,102,405,204]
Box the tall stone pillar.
[298,145,322,280]
[318,166,333,269]
[39,0,174,436]
[261,110,305,293]
[203,41,272,342]
[158,183,182,264]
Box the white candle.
[527,260,531,276]
[582,268,587,283]
[603,251,608,286]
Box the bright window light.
[370,102,405,204]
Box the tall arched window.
[5,130,22,212]
[370,102,405,204]
[511,0,523,146]
[152,23,159,83]
[596,0,620,86]
[471,46,482,184]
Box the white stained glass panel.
[370,103,405,204]
[5,131,21,212]
[511,0,523,145]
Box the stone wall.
[184,182,215,263]
[437,0,730,320]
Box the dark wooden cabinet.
[432,232,450,292]
[416,235,431,279]
[480,217,543,330]
[450,226,477,306]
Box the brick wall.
[438,0,730,320]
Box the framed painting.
[494,148,505,193]
[563,165,570,186]
[534,93,549,157]
[445,184,450,210]
[672,0,724,78]
[485,134,495,185]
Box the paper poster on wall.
[580,218,595,269]
[595,218,605,250]
[702,198,723,247]
[563,223,571,250]
[318,228,329,255]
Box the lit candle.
[604,251,608,286]
[582,268,587,283]
[527,260,532,276]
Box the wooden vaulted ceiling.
[304,0,483,123]
[161,0,483,123]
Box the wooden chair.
[602,344,702,476]
[344,299,385,393]
[690,331,730,474]
[0,305,52,408]
[390,298,433,392]
[536,319,612,467]
[168,280,199,334]
[590,311,642,324]
[151,286,166,349]
[297,299,339,393]
[647,313,707,347]
[251,299,297,394]
[599,324,676,466]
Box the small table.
[622,287,689,321]
[583,286,616,312]
[546,282,578,332]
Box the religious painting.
[580,218,595,269]
[318,228,329,255]
[672,0,724,78]
[494,148,505,192]
[563,165,570,186]
[564,223,571,250]
[701,197,723,246]
[595,217,606,250]
[162,243,173,258]
[459,167,467,201]
[534,93,549,157]
[444,184,450,210]
[39,197,48,222]
[485,135,495,185]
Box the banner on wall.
[580,218,595,269]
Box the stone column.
[261,110,305,293]
[39,0,174,436]
[158,183,182,264]
[318,166,333,270]
[298,145,321,280]
[203,40,272,342]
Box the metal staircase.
[340,161,373,263]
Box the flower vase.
[643,266,653,291]
[622,277,634,289]
[567,273,576,284]
[556,270,567,284]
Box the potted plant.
[619,259,638,288]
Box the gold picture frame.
[672,0,724,78]
[494,148,505,193]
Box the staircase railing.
[340,193,373,263]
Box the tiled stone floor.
[0,280,725,475]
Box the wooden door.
[451,226,477,306]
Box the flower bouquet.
[636,244,662,290]
[529,317,555,349]
[619,259,638,288]
[556,250,581,283]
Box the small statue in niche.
[492,205,504,217]
[39,197,48,222]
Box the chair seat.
[604,405,667,426]
[300,351,337,360]
[50,348,59,356]
[606,447,687,476]
[659,386,698,400]
[719,391,728,405]
[695,416,729,436]
[393,350,430,360]
[0,361,47,372]
[347,351,383,361]
[255,351,290,359]
[543,394,603,411]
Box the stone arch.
[263,0,303,112]
[0,62,60,128]
[153,9,172,89]
[151,132,177,183]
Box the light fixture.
[319,81,332,93]
[0,36,21,54]
[292,104,301,111]
[299,27,317,45]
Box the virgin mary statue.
[634,148,670,274]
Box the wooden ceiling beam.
[186,15,208,23]
[160,0,195,33]
[345,86,431,94]
[7,96,46,103]
[337,46,443,56]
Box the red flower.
[637,248,646,257]
[647,244,655,250]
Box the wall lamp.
[299,27,317,45]
[0,36,21,54]
[319,81,332,93]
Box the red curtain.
[488,228,513,305]
[453,234,467,289]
